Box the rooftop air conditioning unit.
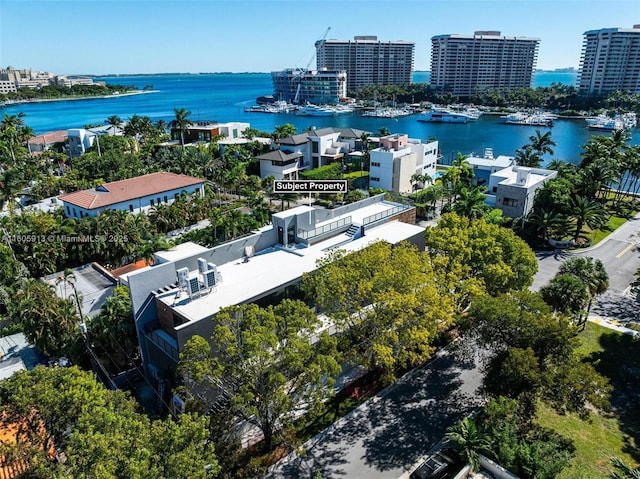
[176,267,189,288]
[203,269,216,289]
[197,257,208,274]
[187,275,200,297]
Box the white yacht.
[417,108,477,123]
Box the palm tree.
[271,123,297,141]
[105,115,123,135]
[568,195,607,242]
[527,208,564,243]
[0,112,28,163]
[378,126,391,137]
[445,417,492,475]
[610,457,640,479]
[514,146,542,168]
[452,187,489,219]
[168,107,193,148]
[559,256,609,327]
[528,129,556,157]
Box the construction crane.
[294,27,331,104]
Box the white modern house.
[488,165,557,218]
[120,194,422,388]
[66,125,122,158]
[59,172,206,218]
[464,148,515,187]
[369,134,439,194]
[258,127,370,180]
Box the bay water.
[3,71,637,166]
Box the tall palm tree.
[271,123,297,141]
[559,256,608,326]
[514,146,542,168]
[105,115,123,135]
[169,107,194,148]
[452,187,489,220]
[568,195,607,242]
[445,417,492,475]
[527,208,566,243]
[528,129,556,157]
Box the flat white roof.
[154,242,209,263]
[159,220,424,325]
[466,155,514,169]
[497,167,556,188]
[273,205,315,219]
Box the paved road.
[532,214,640,296]
[265,344,485,479]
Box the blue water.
[2,71,636,166]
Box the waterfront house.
[489,165,557,218]
[464,148,515,186]
[369,134,439,194]
[59,172,206,218]
[26,130,67,155]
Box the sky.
[1,0,639,75]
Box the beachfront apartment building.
[59,172,206,218]
[120,194,422,389]
[430,31,540,97]
[271,68,347,104]
[488,165,557,218]
[578,25,640,96]
[315,36,415,92]
[0,67,95,92]
[369,134,439,194]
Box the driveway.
[265,343,485,479]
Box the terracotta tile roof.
[27,130,68,145]
[110,260,152,278]
[59,172,205,210]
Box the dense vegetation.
[0,107,637,477]
[353,82,640,114]
[0,82,138,103]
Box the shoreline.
[0,90,159,109]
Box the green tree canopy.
[424,213,538,300]
[0,366,219,479]
[303,241,455,381]
[178,300,340,450]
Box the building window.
[492,187,497,193]
[371,177,380,182]
[164,196,168,203]
[150,199,154,206]
[371,162,381,167]
[503,197,518,207]
[65,205,70,215]
[312,142,319,154]
[72,208,77,217]
[129,204,134,212]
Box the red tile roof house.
[58,172,206,218]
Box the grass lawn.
[589,215,628,245]
[343,170,368,179]
[536,322,640,477]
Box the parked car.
[410,448,463,479]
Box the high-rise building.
[430,31,540,97]
[271,68,347,104]
[315,36,415,92]
[578,25,640,96]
